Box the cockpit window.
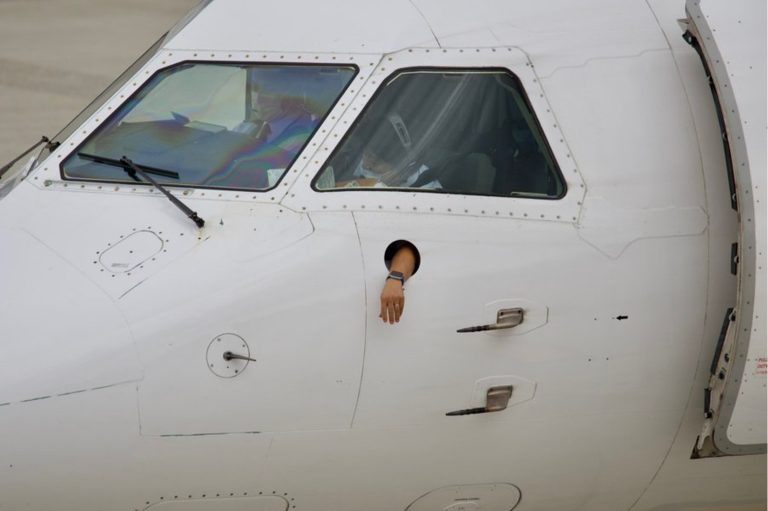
[314,69,564,199]
[62,63,356,190]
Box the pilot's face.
[253,92,283,122]
[361,150,394,175]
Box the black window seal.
[310,66,567,201]
[59,60,359,194]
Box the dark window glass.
[315,69,564,198]
[62,63,355,190]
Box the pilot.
[349,114,441,189]
[250,89,316,145]
[220,83,318,188]
[380,240,419,325]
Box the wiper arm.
[78,152,179,179]
[0,136,60,180]
[77,153,202,227]
[119,156,204,228]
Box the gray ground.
[0,0,199,164]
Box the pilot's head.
[361,114,412,176]
[251,80,305,123]
[252,88,286,122]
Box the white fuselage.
[0,1,764,510]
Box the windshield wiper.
[119,157,205,228]
[78,152,180,179]
[76,152,203,228]
[0,136,60,180]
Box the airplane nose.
[0,227,142,406]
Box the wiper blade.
[78,152,179,179]
[119,156,204,228]
[0,136,59,180]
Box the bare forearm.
[389,245,416,280]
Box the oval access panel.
[99,230,163,273]
[406,483,521,511]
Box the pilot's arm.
[380,243,418,324]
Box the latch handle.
[457,308,524,333]
[446,385,514,416]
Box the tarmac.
[0,0,199,164]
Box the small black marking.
[21,395,51,403]
[615,315,629,321]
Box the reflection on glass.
[315,70,564,198]
[63,63,355,190]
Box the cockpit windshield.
[62,63,356,191]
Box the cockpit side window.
[313,69,565,199]
[61,63,356,191]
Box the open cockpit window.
[62,63,356,190]
[314,69,564,198]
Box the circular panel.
[205,333,253,378]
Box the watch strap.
[387,271,405,286]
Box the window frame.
[310,66,566,200]
[58,60,359,193]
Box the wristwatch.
[386,271,405,286]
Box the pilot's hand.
[380,278,405,324]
